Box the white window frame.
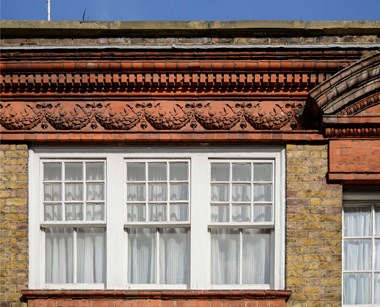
[342,191,380,306]
[29,145,285,290]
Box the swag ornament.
[0,101,303,131]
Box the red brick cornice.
[21,289,292,301]
[1,47,358,101]
[0,59,338,100]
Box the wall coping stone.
[1,20,380,39]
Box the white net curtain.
[128,228,189,284]
[211,228,271,284]
[45,228,106,284]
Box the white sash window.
[29,146,285,290]
[343,192,380,305]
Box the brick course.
[329,140,380,182]
[286,144,342,306]
[0,144,29,307]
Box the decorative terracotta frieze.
[0,100,304,132]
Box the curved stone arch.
[305,52,380,183]
[306,52,380,117]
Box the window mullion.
[83,161,86,222]
[229,163,232,223]
[190,155,210,289]
[239,229,243,285]
[62,162,65,222]
[73,228,77,284]
[107,154,125,288]
[372,203,375,304]
[156,228,160,284]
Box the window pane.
[170,203,188,222]
[65,163,83,181]
[375,239,380,270]
[343,273,371,304]
[45,228,73,283]
[232,163,251,181]
[159,228,189,284]
[128,228,156,284]
[86,183,104,201]
[232,184,251,201]
[211,204,229,222]
[232,204,251,222]
[170,162,188,180]
[148,183,167,201]
[211,184,229,202]
[211,163,229,181]
[243,229,271,284]
[86,203,105,221]
[170,183,188,201]
[127,183,146,201]
[44,183,62,201]
[44,163,62,181]
[253,184,272,202]
[86,162,104,180]
[44,203,62,221]
[148,163,167,181]
[127,204,146,222]
[375,273,380,304]
[149,204,167,221]
[127,162,145,181]
[65,183,83,201]
[77,228,106,283]
[253,204,272,222]
[344,207,371,237]
[253,163,272,181]
[344,240,371,270]
[65,203,83,221]
[211,229,239,284]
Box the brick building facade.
[0,21,379,306]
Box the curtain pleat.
[159,228,189,284]
[77,228,106,283]
[45,228,73,283]
[128,228,155,284]
[242,229,270,284]
[211,229,239,284]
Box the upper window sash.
[125,159,190,225]
[41,159,106,225]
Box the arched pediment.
[305,52,380,137]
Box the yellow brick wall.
[0,144,28,306]
[0,143,344,305]
[286,144,343,306]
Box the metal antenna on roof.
[47,0,51,21]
